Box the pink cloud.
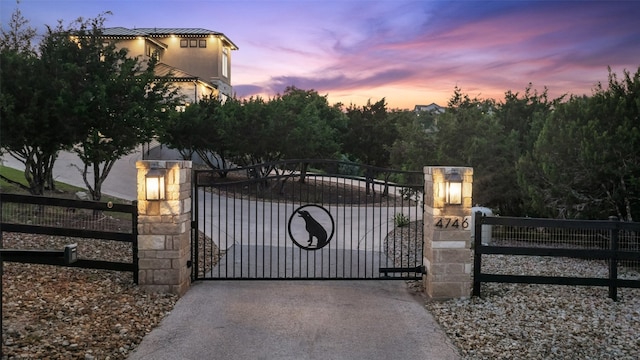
[5,0,638,109]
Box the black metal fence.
[192,159,424,280]
[0,193,138,282]
[473,214,640,300]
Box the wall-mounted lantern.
[445,170,463,205]
[145,168,166,201]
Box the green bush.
[393,213,410,227]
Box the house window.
[222,47,229,78]
[190,39,198,47]
[146,44,160,60]
[180,39,188,47]
[199,39,206,48]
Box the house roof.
[155,63,198,81]
[102,27,238,50]
[102,27,146,36]
[154,63,218,92]
[414,103,445,113]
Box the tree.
[0,1,35,54]
[587,68,640,221]
[414,86,560,216]
[343,98,397,167]
[342,98,399,194]
[274,87,346,159]
[161,96,235,176]
[0,5,74,195]
[159,108,200,161]
[498,85,555,152]
[58,15,180,200]
[519,67,640,220]
[389,109,437,172]
[491,86,556,215]
[224,96,281,172]
[270,87,347,182]
[517,95,599,218]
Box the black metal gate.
[192,159,424,280]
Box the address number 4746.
[435,217,470,229]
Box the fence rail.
[473,214,640,301]
[0,193,138,283]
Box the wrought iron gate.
[192,160,424,280]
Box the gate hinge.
[191,220,197,229]
[187,260,193,268]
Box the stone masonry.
[136,160,192,296]
[423,166,473,299]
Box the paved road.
[1,150,139,201]
[127,281,461,360]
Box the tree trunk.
[382,173,390,197]
[365,169,375,195]
[298,163,308,184]
[619,175,633,222]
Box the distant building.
[413,103,445,131]
[101,27,238,104]
[414,103,445,114]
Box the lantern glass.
[446,181,462,205]
[444,170,463,205]
[145,169,165,200]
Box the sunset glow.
[2,0,638,109]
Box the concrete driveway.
[3,152,461,359]
[127,281,460,360]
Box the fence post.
[423,166,473,299]
[472,212,483,297]
[131,200,139,285]
[1,222,3,354]
[608,216,619,301]
[136,160,192,296]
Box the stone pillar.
[136,160,192,296]
[423,166,473,299]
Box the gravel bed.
[2,232,178,359]
[385,223,640,359]
[426,254,640,359]
[384,220,422,268]
[5,221,639,359]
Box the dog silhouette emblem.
[288,205,335,250]
[297,210,328,248]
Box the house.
[101,27,238,104]
[414,103,445,114]
[413,103,445,131]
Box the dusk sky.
[2,0,639,110]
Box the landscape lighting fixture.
[145,168,166,201]
[445,170,463,205]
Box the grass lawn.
[0,164,130,205]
